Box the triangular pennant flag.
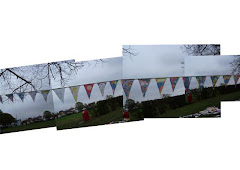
[69,86,80,102]
[138,79,151,97]
[17,93,25,102]
[223,75,231,86]
[121,79,134,99]
[196,76,206,89]
[84,84,94,99]
[109,80,118,95]
[155,78,167,95]
[182,77,192,91]
[41,90,50,102]
[210,76,220,88]
[97,82,107,96]
[29,91,38,102]
[6,94,14,102]
[0,95,3,104]
[170,77,179,92]
[53,88,65,103]
[234,75,240,85]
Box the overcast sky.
[123,45,185,79]
[123,45,187,104]
[51,57,123,113]
[122,45,238,104]
[185,55,238,90]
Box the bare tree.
[122,45,139,59]
[230,55,240,74]
[0,59,106,103]
[181,44,220,56]
[180,44,221,70]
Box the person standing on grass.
[185,89,192,104]
[82,108,90,122]
[188,91,193,103]
[123,109,130,121]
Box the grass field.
[1,120,56,134]
[156,91,240,118]
[56,107,123,130]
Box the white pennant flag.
[97,82,107,96]
[41,90,50,102]
[53,88,65,103]
[29,91,38,101]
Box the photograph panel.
[122,45,221,118]
[183,55,240,118]
[53,57,143,131]
[0,60,74,134]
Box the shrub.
[92,107,99,117]
[142,101,156,118]
[0,113,16,127]
[75,102,84,112]
[43,111,52,121]
[96,100,110,116]
[125,99,136,112]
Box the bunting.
[84,84,94,99]
[223,75,231,86]
[196,76,206,89]
[6,94,14,102]
[53,88,65,103]
[29,91,38,102]
[234,75,240,85]
[97,82,107,96]
[139,79,151,97]
[69,86,80,102]
[109,80,118,95]
[41,90,50,102]
[170,77,179,92]
[121,79,134,99]
[0,75,239,105]
[17,93,25,102]
[210,76,220,88]
[155,78,167,94]
[182,77,192,91]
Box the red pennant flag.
[84,84,94,99]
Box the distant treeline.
[94,95,123,117]
[75,95,123,118]
[191,84,240,101]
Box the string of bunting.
[0,75,239,103]
[121,75,240,99]
[0,80,120,104]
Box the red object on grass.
[188,93,193,103]
[123,111,129,119]
[82,110,90,121]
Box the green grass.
[156,91,240,118]
[1,120,56,134]
[56,107,123,130]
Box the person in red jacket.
[188,92,193,104]
[185,89,193,104]
[123,109,130,121]
[82,108,90,122]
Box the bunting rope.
[0,75,239,103]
